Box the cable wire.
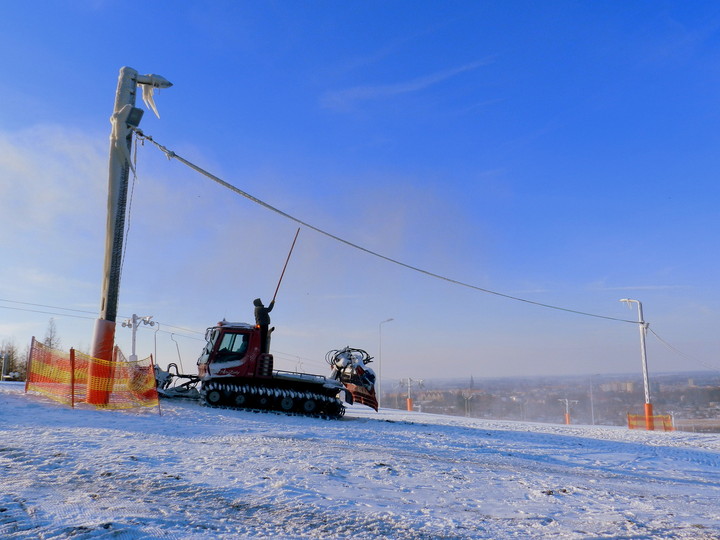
[134,129,638,325]
[120,136,140,281]
[0,299,203,340]
[0,304,97,320]
[0,298,97,315]
[648,327,720,373]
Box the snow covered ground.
[1,382,719,539]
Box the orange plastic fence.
[627,413,674,431]
[26,338,158,410]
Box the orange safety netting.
[627,413,674,431]
[25,339,159,410]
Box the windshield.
[197,328,219,365]
[213,332,249,363]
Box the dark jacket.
[253,299,274,326]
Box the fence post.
[152,353,163,416]
[70,348,76,408]
[25,337,36,394]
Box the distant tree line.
[1,318,62,381]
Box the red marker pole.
[272,228,301,304]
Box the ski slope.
[1,382,719,539]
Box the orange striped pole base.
[644,402,654,431]
[87,318,116,405]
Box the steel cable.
[134,129,638,325]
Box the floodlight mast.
[122,315,154,363]
[89,67,171,403]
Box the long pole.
[153,323,160,368]
[89,68,171,405]
[91,67,139,366]
[636,302,651,404]
[621,298,653,430]
[589,375,595,425]
[130,314,138,361]
[636,302,653,430]
[406,378,414,411]
[558,398,578,424]
[378,318,393,409]
[272,228,300,303]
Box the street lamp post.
[589,375,596,425]
[620,298,653,430]
[153,322,160,368]
[378,318,394,409]
[170,333,185,373]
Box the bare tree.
[43,318,61,350]
[17,342,29,380]
[1,339,24,380]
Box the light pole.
[153,322,160,368]
[620,298,653,430]
[378,318,394,409]
[589,374,596,425]
[121,314,154,362]
[170,333,184,373]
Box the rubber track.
[199,382,346,420]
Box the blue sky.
[1,1,719,381]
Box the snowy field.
[1,382,719,539]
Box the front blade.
[344,382,378,411]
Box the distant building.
[600,381,634,393]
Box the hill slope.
[1,383,719,539]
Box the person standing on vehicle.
[253,298,274,353]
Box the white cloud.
[0,124,107,235]
[0,125,108,345]
[590,283,691,292]
[321,59,494,111]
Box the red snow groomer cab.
[167,320,378,418]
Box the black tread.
[199,382,345,420]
